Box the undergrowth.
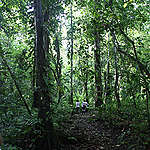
[96,100,150,149]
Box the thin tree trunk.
[70,4,73,104]
[146,87,150,127]
[118,27,150,78]
[85,68,88,103]
[117,48,150,78]
[94,30,103,107]
[1,55,32,116]
[84,72,88,103]
[119,28,150,123]
[55,35,62,104]
[112,27,150,112]
[105,34,111,102]
[111,30,121,107]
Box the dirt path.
[62,111,125,150]
[60,109,149,150]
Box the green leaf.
[123,3,128,8]
[68,136,78,142]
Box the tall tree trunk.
[111,30,121,107]
[94,30,103,107]
[34,0,54,149]
[43,9,50,53]
[55,35,62,104]
[114,46,121,107]
[105,34,111,103]
[34,0,51,120]
[84,71,88,103]
[84,52,89,103]
[70,4,74,104]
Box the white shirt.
[76,102,80,108]
[82,102,88,107]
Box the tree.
[111,28,121,107]
[105,33,112,103]
[34,0,51,120]
[70,3,74,104]
[94,26,103,107]
[54,34,63,104]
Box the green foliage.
[1,144,21,150]
[52,100,73,128]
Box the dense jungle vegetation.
[0,0,150,149]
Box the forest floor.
[60,110,149,150]
[8,109,150,150]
